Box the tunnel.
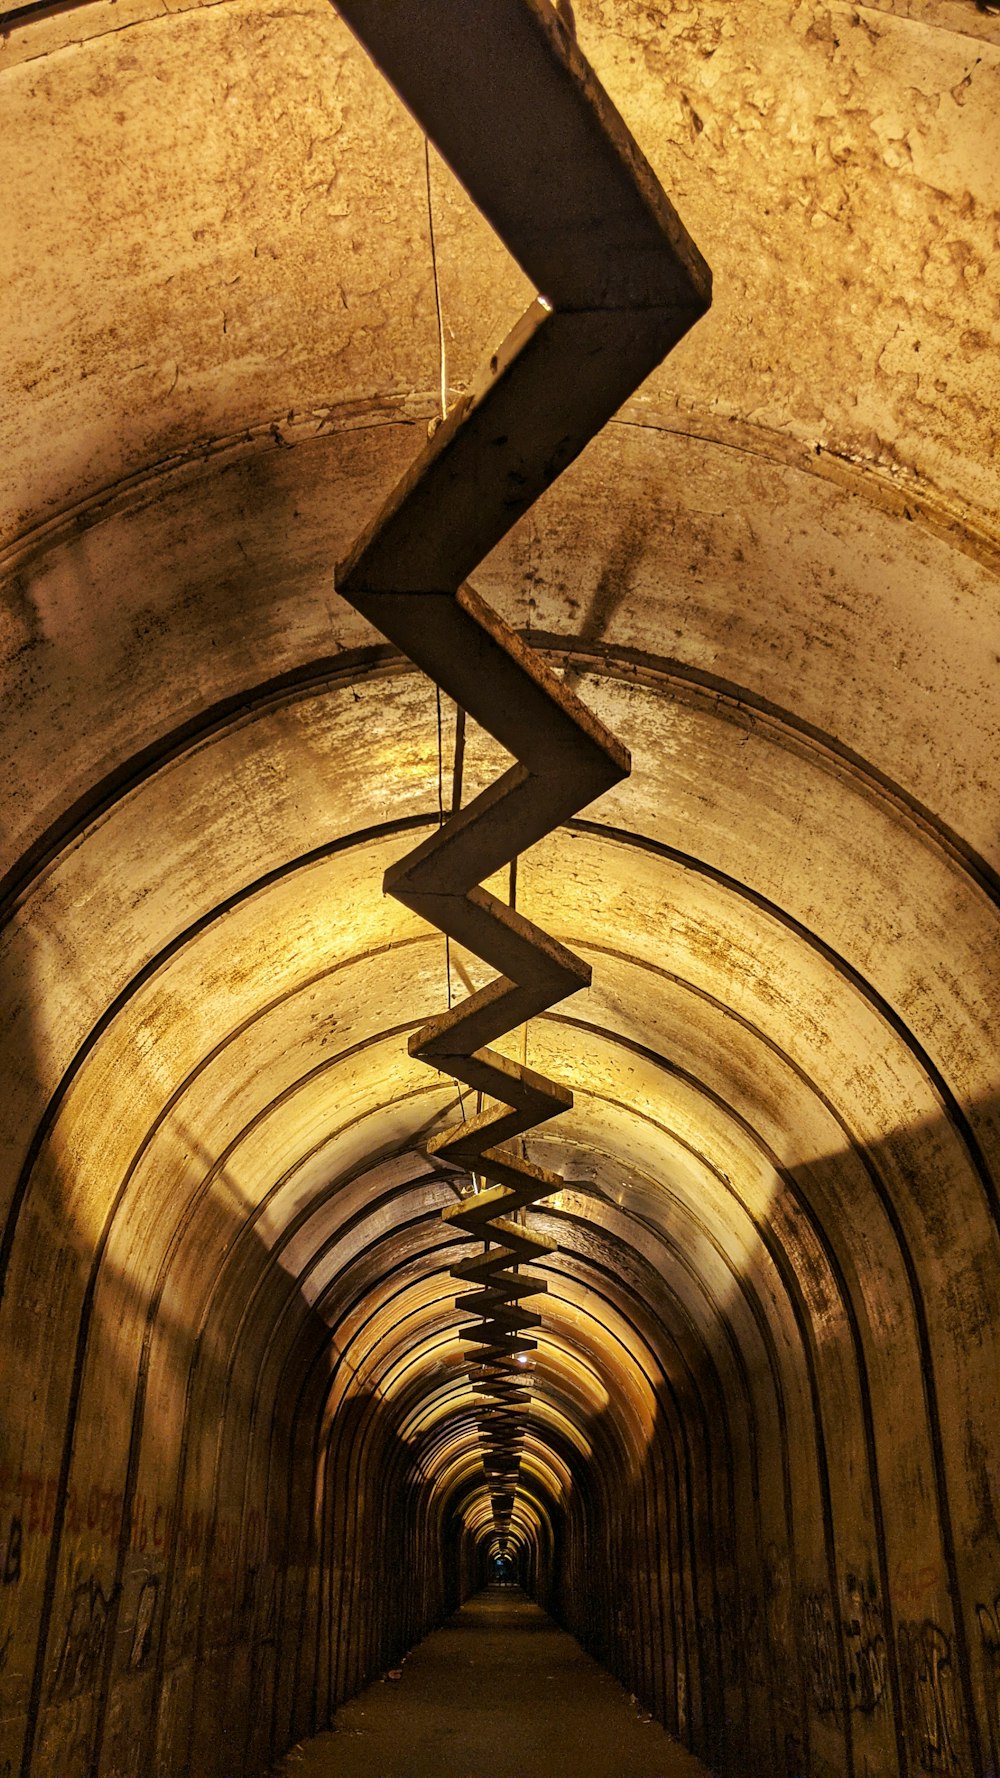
[1,0,999,1775]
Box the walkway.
[276,1587,714,1778]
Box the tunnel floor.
[275,1587,713,1777]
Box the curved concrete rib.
[334,0,711,1539]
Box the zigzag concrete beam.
[335,0,711,1536]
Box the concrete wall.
[0,1,998,1775]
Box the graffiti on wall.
[129,1575,159,1670]
[49,1574,114,1703]
[797,1575,890,1723]
[1,1516,21,1586]
[729,1565,891,1728]
[976,1595,1000,1774]
[726,1551,986,1770]
[893,1561,941,1613]
[897,1618,964,1775]
[0,1516,17,1701]
[842,1571,887,1716]
[0,1465,262,1580]
[801,1590,839,1716]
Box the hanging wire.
[435,685,455,1024]
[436,682,475,1145]
[433,684,453,998]
[424,137,448,424]
[428,138,451,1029]
[451,705,466,815]
[428,144,475,1162]
[435,683,446,823]
[509,853,530,1214]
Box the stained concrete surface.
[276,1589,713,1778]
[2,2,999,1777]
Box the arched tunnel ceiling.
[0,0,999,1773]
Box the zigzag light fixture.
[334,0,711,1547]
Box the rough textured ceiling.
[0,2,998,1775]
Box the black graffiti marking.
[976,1596,1000,1775]
[845,1620,887,1715]
[0,1627,12,1674]
[129,1574,159,1670]
[798,1581,889,1722]
[50,1574,113,1702]
[897,1618,965,1774]
[1,1517,21,1586]
[801,1589,839,1716]
[258,1571,277,1646]
[843,1573,887,1715]
[977,1593,1000,1666]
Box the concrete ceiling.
[0,1,998,1774]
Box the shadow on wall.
[548,1097,1000,1778]
[0,414,487,1778]
[0,921,459,1778]
[0,423,466,1777]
